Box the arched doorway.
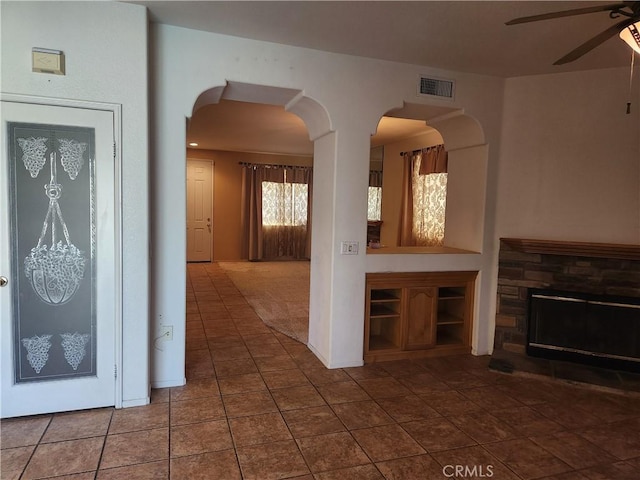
[185,81,332,348]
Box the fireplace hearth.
[494,238,640,377]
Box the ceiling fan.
[506,2,640,64]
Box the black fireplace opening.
[527,288,640,373]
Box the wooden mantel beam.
[500,238,640,261]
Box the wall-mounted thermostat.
[32,48,65,75]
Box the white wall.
[1,2,150,406]
[497,67,640,244]
[150,23,506,379]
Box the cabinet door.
[404,287,437,350]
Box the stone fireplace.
[494,238,640,373]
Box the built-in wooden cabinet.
[364,271,477,363]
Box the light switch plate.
[340,241,359,255]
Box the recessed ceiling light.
[188,142,198,147]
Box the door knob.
[0,276,7,287]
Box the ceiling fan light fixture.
[620,21,640,54]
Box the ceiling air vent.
[418,75,455,100]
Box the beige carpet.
[218,261,310,344]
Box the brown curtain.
[369,170,383,187]
[241,164,313,261]
[398,145,448,246]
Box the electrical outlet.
[159,325,173,341]
[340,241,359,255]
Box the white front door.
[186,160,213,262]
[1,99,118,418]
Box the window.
[262,181,308,226]
[412,171,447,246]
[399,144,448,247]
[367,186,382,221]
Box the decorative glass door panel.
[9,123,96,382]
[1,99,117,418]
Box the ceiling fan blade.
[553,17,636,64]
[505,3,628,25]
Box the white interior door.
[186,160,213,262]
[1,99,118,418]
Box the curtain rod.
[399,144,445,157]
[239,162,312,170]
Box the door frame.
[1,93,123,410]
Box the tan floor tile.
[448,411,520,444]
[531,431,618,469]
[100,428,168,470]
[171,419,233,457]
[261,368,311,390]
[169,377,220,402]
[242,333,280,346]
[222,390,279,418]
[460,385,524,410]
[205,325,240,338]
[532,402,602,429]
[246,342,289,358]
[344,365,390,381]
[229,412,292,446]
[296,432,370,473]
[0,416,51,449]
[213,357,259,378]
[108,403,168,435]
[331,400,394,430]
[316,380,371,404]
[418,390,483,417]
[41,408,112,443]
[254,354,299,372]
[401,417,477,452]
[0,446,35,480]
[496,380,562,406]
[97,460,168,479]
[352,424,425,462]
[218,373,267,395]
[170,449,241,480]
[151,388,171,404]
[209,345,251,362]
[236,440,310,479]
[37,473,96,480]
[356,377,412,399]
[313,463,383,480]
[484,437,572,479]
[303,368,351,386]
[576,419,640,460]
[578,460,640,480]
[271,385,326,411]
[397,372,451,393]
[491,405,565,436]
[207,334,244,347]
[376,395,441,423]
[23,437,104,479]
[282,406,346,438]
[170,396,226,425]
[378,360,427,378]
[376,453,451,480]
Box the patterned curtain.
[368,170,383,221]
[241,164,312,261]
[398,145,448,246]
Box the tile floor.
[2,262,640,479]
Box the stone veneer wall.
[494,239,640,354]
